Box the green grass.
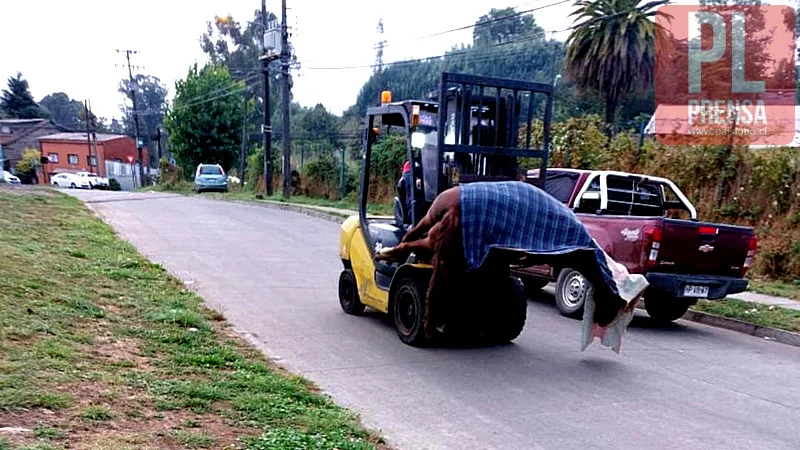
[693,298,800,332]
[33,426,66,440]
[171,430,215,448]
[81,406,115,422]
[0,188,380,449]
[747,278,800,300]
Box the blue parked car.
[193,164,228,193]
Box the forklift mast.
[417,72,555,213]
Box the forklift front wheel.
[392,276,429,346]
[338,269,365,315]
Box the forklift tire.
[486,277,528,343]
[392,276,429,347]
[338,269,365,315]
[555,268,587,319]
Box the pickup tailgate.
[656,219,755,277]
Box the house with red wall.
[37,133,148,184]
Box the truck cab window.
[575,176,601,213]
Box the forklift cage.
[425,72,555,200]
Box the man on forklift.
[396,160,413,225]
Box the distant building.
[37,132,148,184]
[0,119,66,173]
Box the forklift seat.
[368,222,405,278]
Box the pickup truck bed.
[515,169,756,322]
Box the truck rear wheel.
[645,293,692,323]
[555,268,587,319]
[392,276,429,346]
[338,269,365,315]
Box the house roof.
[39,132,130,143]
[0,119,64,147]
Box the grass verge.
[692,298,800,333]
[0,186,383,449]
[747,278,800,300]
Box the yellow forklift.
[338,72,555,346]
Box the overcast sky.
[0,1,600,120]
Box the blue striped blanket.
[459,181,618,297]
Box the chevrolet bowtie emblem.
[698,244,714,253]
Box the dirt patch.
[0,387,259,449]
[87,338,152,371]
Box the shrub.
[108,178,121,191]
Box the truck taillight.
[643,225,662,268]
[741,236,757,276]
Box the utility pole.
[156,127,163,162]
[280,0,291,198]
[240,93,248,182]
[84,100,93,167]
[119,49,144,186]
[374,19,387,90]
[89,100,99,173]
[262,0,274,196]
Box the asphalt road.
[68,189,800,450]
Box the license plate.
[683,285,709,298]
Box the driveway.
[68,189,800,450]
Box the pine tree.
[0,72,48,119]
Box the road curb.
[632,303,800,347]
[226,198,348,224]
[681,309,800,347]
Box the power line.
[304,26,571,71]
[404,0,573,43]
[301,6,642,72]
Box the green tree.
[40,92,85,129]
[564,0,668,129]
[119,74,168,166]
[164,64,244,177]
[200,12,284,155]
[1,73,48,119]
[473,7,542,46]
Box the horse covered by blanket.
[377,180,648,352]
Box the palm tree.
[564,0,670,132]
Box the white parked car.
[75,172,109,189]
[2,171,21,185]
[51,173,91,189]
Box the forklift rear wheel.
[485,277,528,343]
[338,269,365,315]
[555,268,587,319]
[392,276,429,346]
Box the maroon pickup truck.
[514,169,757,323]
